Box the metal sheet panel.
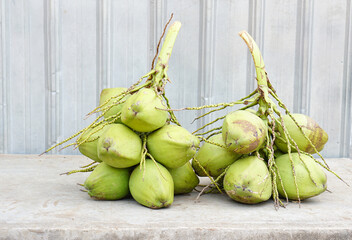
[0,0,351,157]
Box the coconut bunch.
[79,123,199,208]
[181,31,345,208]
[42,18,200,209]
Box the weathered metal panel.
[309,1,348,157]
[0,0,351,157]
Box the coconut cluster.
[79,88,200,209]
[51,26,334,209]
[193,109,328,204]
[186,31,334,207]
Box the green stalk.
[153,21,181,86]
[239,31,270,116]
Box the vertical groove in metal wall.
[294,0,304,113]
[107,0,112,88]
[305,0,314,116]
[44,0,61,153]
[148,0,154,69]
[77,0,83,130]
[294,0,313,115]
[208,1,216,103]
[127,1,134,83]
[126,1,131,83]
[43,0,51,152]
[0,0,9,153]
[152,0,166,63]
[56,0,62,150]
[78,0,82,128]
[157,0,166,41]
[340,0,352,157]
[96,0,101,100]
[197,0,216,132]
[96,0,111,103]
[246,0,265,94]
[197,0,205,130]
[349,0,352,157]
[24,0,31,153]
[246,0,254,94]
[0,1,3,153]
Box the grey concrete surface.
[1,154,352,240]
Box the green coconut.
[147,125,200,168]
[275,153,327,200]
[223,156,272,204]
[192,133,241,178]
[275,113,328,154]
[99,87,129,123]
[129,159,174,209]
[84,162,130,200]
[222,110,267,154]
[168,162,199,195]
[121,88,169,132]
[78,125,108,162]
[97,124,142,168]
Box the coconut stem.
[152,21,181,88]
[239,31,270,116]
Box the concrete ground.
[1,154,352,240]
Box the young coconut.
[223,156,272,204]
[129,159,174,209]
[147,125,200,168]
[192,133,241,178]
[97,124,142,168]
[275,114,328,154]
[77,125,108,162]
[168,162,199,195]
[99,87,129,123]
[121,88,169,132]
[83,162,130,200]
[275,153,327,200]
[222,110,267,154]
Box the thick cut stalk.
[153,21,181,86]
[239,31,270,115]
[238,31,267,87]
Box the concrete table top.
[1,154,352,240]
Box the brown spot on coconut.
[129,159,174,209]
[192,133,241,178]
[97,124,142,168]
[222,110,267,154]
[147,125,200,169]
[223,155,272,204]
[275,114,328,154]
[275,153,327,201]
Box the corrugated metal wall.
[0,0,351,157]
